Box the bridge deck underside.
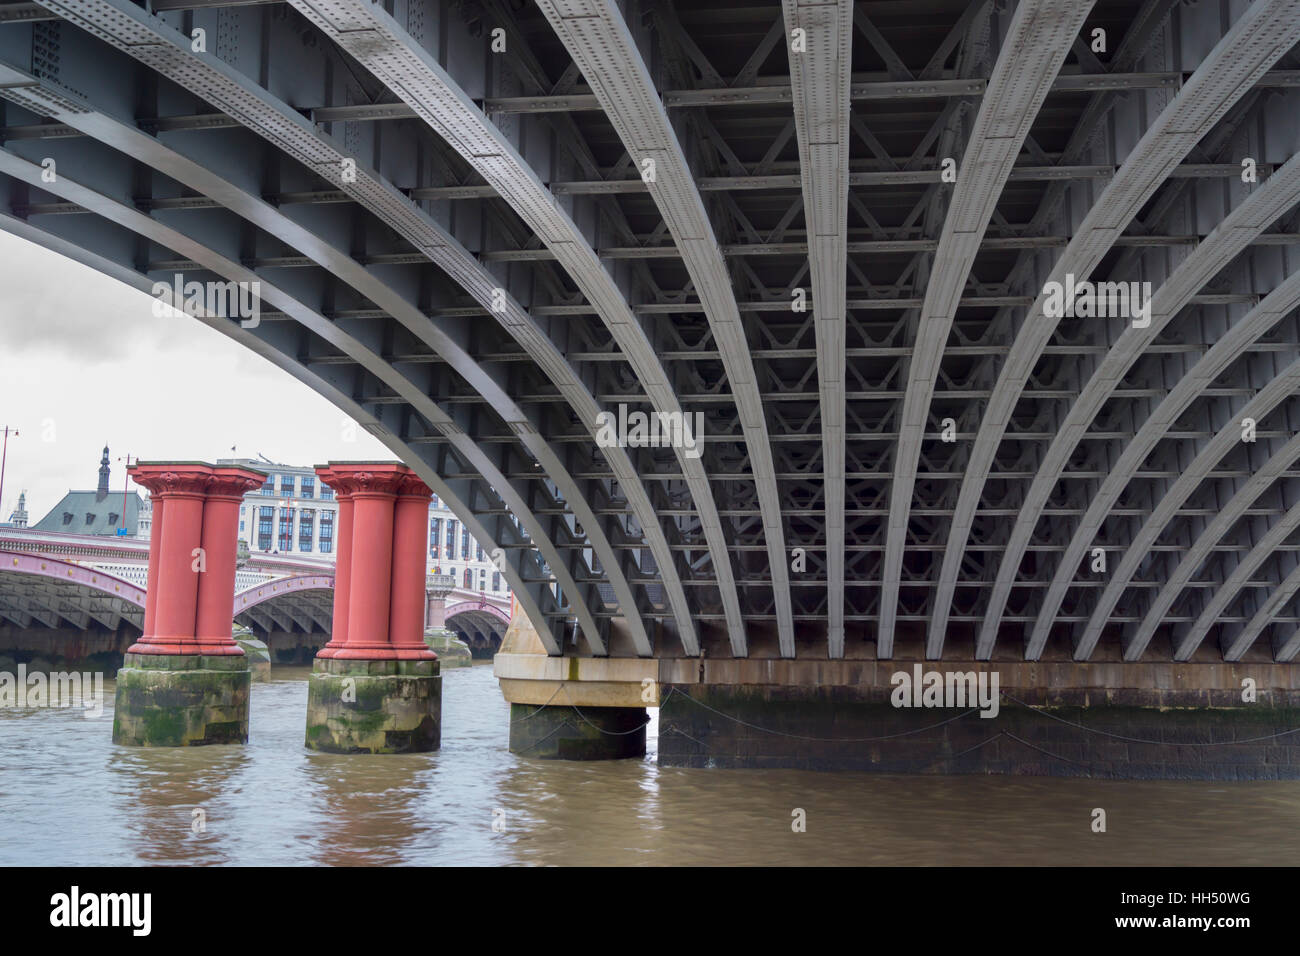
[4,0,1300,664]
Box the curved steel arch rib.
[1222,554,1300,660]
[1,9,685,652]
[1274,624,1300,661]
[1076,274,1300,660]
[1177,495,1300,661]
[0,116,616,650]
[1063,354,1300,660]
[534,0,794,657]
[935,0,1300,660]
[996,151,1300,661]
[282,0,748,654]
[0,151,596,655]
[778,0,851,656]
[1132,432,1300,659]
[874,0,1094,658]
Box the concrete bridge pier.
[495,599,652,760]
[304,464,441,754]
[653,651,1300,778]
[113,462,265,747]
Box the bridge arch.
[0,550,145,632]
[445,600,510,659]
[233,575,335,662]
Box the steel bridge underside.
[5,0,1300,665]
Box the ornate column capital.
[395,472,433,499]
[206,467,268,501]
[128,462,214,498]
[316,462,412,498]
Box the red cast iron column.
[390,471,437,660]
[194,466,265,653]
[314,466,355,659]
[126,463,212,655]
[332,464,404,659]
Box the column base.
[112,652,250,747]
[304,657,441,754]
[509,703,647,760]
[233,631,271,682]
[423,627,473,668]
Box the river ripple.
[0,664,1297,865]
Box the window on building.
[239,520,245,532]
[478,568,486,592]
[281,476,295,498]
[278,508,294,551]
[430,494,439,509]
[461,527,470,561]
[476,543,483,562]
[319,510,334,554]
[108,512,119,526]
[257,507,274,551]
[300,476,314,499]
[84,513,95,526]
[61,512,72,526]
[429,518,441,559]
[463,568,472,589]
[320,485,334,500]
[299,509,315,552]
[492,571,501,592]
[260,478,274,496]
[446,520,457,550]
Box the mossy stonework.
[509,703,648,760]
[233,634,272,682]
[304,657,442,753]
[423,628,473,668]
[112,652,251,747]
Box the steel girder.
[1024,154,1300,660]
[779,0,850,656]
[883,0,1093,659]
[946,0,1300,659]
[1131,431,1300,659]
[15,0,690,654]
[280,0,745,651]
[534,0,794,655]
[1060,359,1300,660]
[8,0,1300,662]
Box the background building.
[32,445,142,536]
[2,490,27,528]
[220,459,337,560]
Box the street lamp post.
[0,426,18,523]
[117,453,135,535]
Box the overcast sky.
[0,230,388,526]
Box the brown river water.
[1,662,1298,866]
